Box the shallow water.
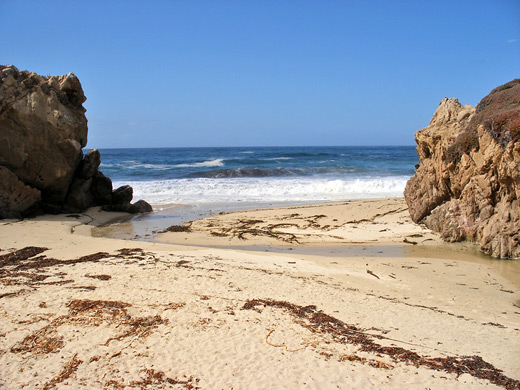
[92,207,520,290]
[91,201,520,289]
[91,200,319,241]
[181,242,520,288]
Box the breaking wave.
[175,158,225,168]
[117,176,409,205]
[189,167,304,178]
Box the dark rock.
[102,199,153,214]
[78,149,101,180]
[112,185,133,205]
[0,66,152,218]
[0,166,41,219]
[91,171,113,205]
[126,200,153,214]
[41,202,63,215]
[64,178,94,212]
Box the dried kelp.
[114,248,147,259]
[0,247,113,287]
[11,299,167,356]
[339,354,394,369]
[13,252,110,271]
[105,369,200,389]
[242,299,520,390]
[0,246,48,268]
[69,285,97,291]
[210,219,301,243]
[104,315,167,345]
[11,323,64,354]
[163,225,192,233]
[85,273,112,280]
[42,354,82,390]
[67,299,131,324]
[0,289,28,299]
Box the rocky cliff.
[405,79,520,258]
[0,65,152,218]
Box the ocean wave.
[188,167,305,178]
[142,164,171,170]
[99,162,116,168]
[116,176,409,205]
[175,158,225,168]
[100,162,172,170]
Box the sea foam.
[117,176,409,205]
[174,158,225,168]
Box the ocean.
[92,146,418,238]
[99,146,417,207]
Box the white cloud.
[508,39,517,43]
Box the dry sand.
[0,198,519,389]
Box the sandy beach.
[1,198,519,389]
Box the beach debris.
[163,224,192,233]
[13,251,110,271]
[366,269,380,279]
[265,329,304,352]
[42,354,82,390]
[403,237,418,245]
[69,285,96,290]
[105,369,200,389]
[11,323,65,354]
[0,246,48,267]
[176,260,191,268]
[339,354,394,369]
[210,231,228,237]
[85,273,112,280]
[242,298,520,389]
[203,218,301,243]
[0,289,28,299]
[114,247,147,258]
[11,299,168,357]
[164,302,186,310]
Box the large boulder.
[0,65,87,203]
[0,65,153,218]
[405,80,520,258]
[0,166,41,218]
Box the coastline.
[1,198,519,389]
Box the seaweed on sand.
[242,299,520,390]
[11,299,168,356]
[125,369,200,389]
[42,354,83,390]
[0,247,48,267]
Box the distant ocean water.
[97,146,417,207]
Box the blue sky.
[1,1,519,148]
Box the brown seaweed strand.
[242,299,520,390]
[0,247,48,268]
[42,354,82,390]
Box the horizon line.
[87,144,417,150]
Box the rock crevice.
[405,80,520,258]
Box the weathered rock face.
[0,65,152,218]
[0,65,87,203]
[405,79,520,259]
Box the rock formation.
[405,79,520,259]
[0,65,152,218]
